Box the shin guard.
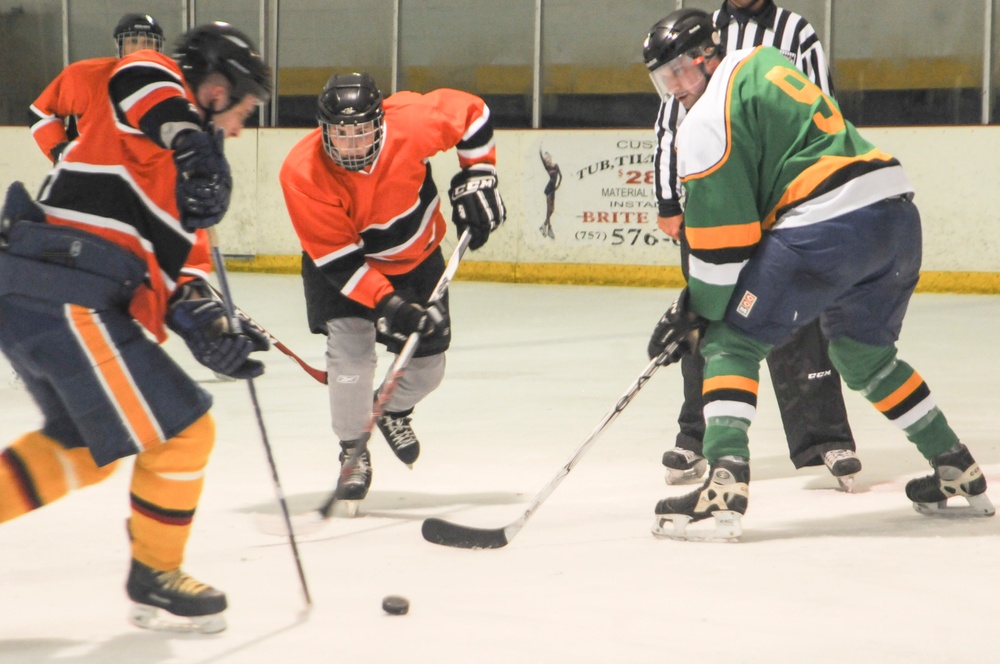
[129,413,215,571]
[0,431,118,522]
[829,338,958,458]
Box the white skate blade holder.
[337,499,360,518]
[912,492,995,518]
[651,510,743,542]
[130,604,226,634]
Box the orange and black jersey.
[29,57,120,162]
[36,49,209,342]
[280,88,496,310]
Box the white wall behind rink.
[2,125,999,275]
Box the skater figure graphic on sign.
[539,149,561,239]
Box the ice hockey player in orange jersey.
[29,13,166,163]
[280,72,506,513]
[0,22,271,633]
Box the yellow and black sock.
[0,431,118,523]
[128,413,215,571]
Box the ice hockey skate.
[661,447,708,485]
[652,456,749,542]
[335,438,373,517]
[376,408,420,467]
[905,443,995,517]
[822,448,862,492]
[126,559,227,634]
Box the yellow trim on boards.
[221,256,1000,294]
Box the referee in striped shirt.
[653,0,862,489]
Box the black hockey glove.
[173,130,232,232]
[449,164,505,250]
[647,288,708,365]
[166,279,270,379]
[375,293,442,344]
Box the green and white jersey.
[676,46,913,321]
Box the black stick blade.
[421,518,510,549]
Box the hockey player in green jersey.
[641,8,994,541]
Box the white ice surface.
[1,274,998,663]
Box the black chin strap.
[198,92,240,124]
[697,58,714,85]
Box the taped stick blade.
[421,518,510,549]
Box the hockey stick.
[206,227,313,608]
[206,284,328,384]
[421,341,681,549]
[256,229,473,536]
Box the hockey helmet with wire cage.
[174,22,272,110]
[317,72,385,172]
[113,13,165,57]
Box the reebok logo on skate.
[336,374,360,384]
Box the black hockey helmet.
[317,72,385,171]
[113,13,165,57]
[174,22,271,109]
[642,9,721,73]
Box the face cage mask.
[320,116,384,171]
[115,32,165,58]
[648,52,708,103]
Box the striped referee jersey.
[653,0,834,218]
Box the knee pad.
[826,337,897,392]
[132,413,215,504]
[0,431,118,522]
[388,353,446,412]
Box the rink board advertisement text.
[520,133,676,265]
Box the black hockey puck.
[382,595,409,615]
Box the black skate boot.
[126,559,227,633]
[661,447,708,485]
[336,438,373,517]
[822,448,862,492]
[376,408,420,467]
[652,456,749,541]
[905,443,994,517]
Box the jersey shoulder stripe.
[678,47,758,182]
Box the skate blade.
[130,604,226,634]
[651,510,742,542]
[913,492,996,518]
[836,474,857,493]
